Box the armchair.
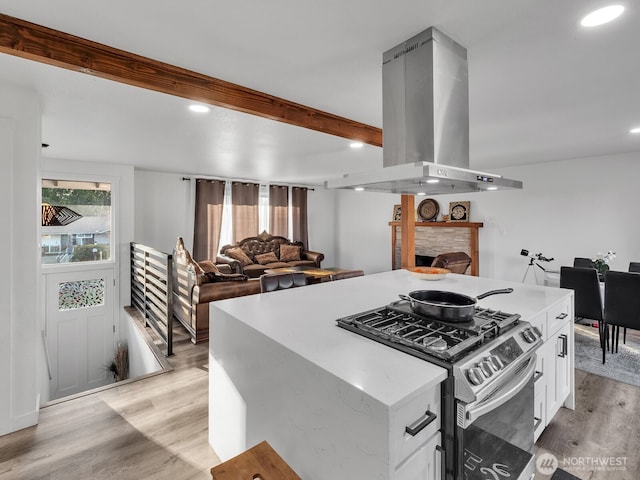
[431,252,472,274]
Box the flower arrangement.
[592,250,616,275]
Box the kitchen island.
[208,270,574,479]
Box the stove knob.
[479,360,495,378]
[522,328,537,343]
[488,355,504,371]
[467,367,485,386]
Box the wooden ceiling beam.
[0,12,382,147]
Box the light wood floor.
[535,369,640,480]
[0,319,219,480]
[2,317,638,480]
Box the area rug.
[573,323,640,387]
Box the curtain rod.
[181,176,315,191]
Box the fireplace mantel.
[388,221,483,276]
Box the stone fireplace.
[390,221,483,275]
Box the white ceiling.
[0,0,639,186]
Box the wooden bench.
[210,441,301,480]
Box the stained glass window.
[58,279,105,311]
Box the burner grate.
[337,303,521,362]
[344,307,483,360]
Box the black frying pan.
[398,288,514,323]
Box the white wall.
[0,82,40,435]
[332,152,640,283]
[120,312,162,378]
[134,171,194,255]
[306,187,336,267]
[464,153,640,282]
[334,189,400,273]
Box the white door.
[45,267,115,400]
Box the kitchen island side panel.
[209,307,394,479]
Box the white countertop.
[210,270,571,408]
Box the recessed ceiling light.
[487,186,499,191]
[350,142,364,149]
[580,5,624,27]
[426,179,440,184]
[354,187,365,191]
[630,127,640,134]
[189,104,210,113]
[416,192,426,196]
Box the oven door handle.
[463,355,536,425]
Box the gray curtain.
[232,182,259,242]
[291,187,308,248]
[193,179,226,261]
[269,185,288,238]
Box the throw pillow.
[255,252,279,265]
[226,247,254,266]
[279,244,302,262]
[198,260,220,273]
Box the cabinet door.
[395,433,441,480]
[555,321,572,407]
[546,323,572,421]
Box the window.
[41,179,112,264]
[258,184,269,234]
[218,182,272,247]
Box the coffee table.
[264,266,361,283]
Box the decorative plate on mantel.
[417,198,439,221]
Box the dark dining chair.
[259,272,307,293]
[602,271,640,364]
[560,266,604,347]
[615,262,640,344]
[573,257,595,269]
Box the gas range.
[336,298,543,480]
[337,300,522,362]
[336,300,542,401]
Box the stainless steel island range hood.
[326,27,522,195]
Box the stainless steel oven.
[455,351,537,480]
